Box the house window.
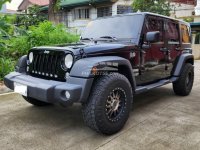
[97,6,112,18]
[195,33,200,44]
[117,5,133,14]
[74,8,90,20]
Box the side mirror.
[146,31,160,43]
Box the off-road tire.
[82,73,133,135]
[22,96,51,106]
[173,63,194,96]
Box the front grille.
[28,50,67,81]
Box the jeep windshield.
[81,14,143,41]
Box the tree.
[48,0,61,22]
[132,0,171,16]
[16,5,47,28]
[0,0,11,10]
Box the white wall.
[66,6,95,34]
[192,44,200,59]
[112,0,132,15]
[195,0,200,15]
[67,0,133,33]
[170,2,195,18]
[194,15,200,22]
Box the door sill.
[135,77,178,94]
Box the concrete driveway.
[0,61,200,150]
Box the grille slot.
[29,50,66,81]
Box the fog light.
[65,91,70,99]
[27,67,29,72]
[65,72,70,79]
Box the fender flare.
[70,56,136,90]
[15,55,27,73]
[173,53,194,77]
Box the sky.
[6,0,23,10]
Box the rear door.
[163,19,181,77]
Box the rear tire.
[82,73,133,135]
[22,96,51,106]
[173,63,194,96]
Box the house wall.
[194,15,200,22]
[170,2,195,18]
[60,0,195,34]
[65,0,133,34]
[66,6,95,34]
[18,1,32,11]
[112,0,132,15]
[192,34,200,60]
[192,44,200,59]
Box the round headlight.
[29,52,33,63]
[64,54,73,69]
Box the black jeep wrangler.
[4,13,194,135]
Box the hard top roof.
[94,12,190,26]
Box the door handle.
[175,47,181,51]
[160,47,168,52]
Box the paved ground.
[0,61,200,150]
[0,80,12,94]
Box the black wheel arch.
[172,53,194,77]
[15,55,27,73]
[70,56,136,92]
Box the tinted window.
[144,16,164,41]
[166,21,179,42]
[82,15,143,39]
[181,24,190,43]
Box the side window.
[144,16,164,42]
[181,24,190,43]
[166,21,179,42]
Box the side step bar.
[135,77,178,94]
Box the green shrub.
[0,58,15,80]
[0,21,79,80]
[8,21,79,56]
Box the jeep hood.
[32,42,133,56]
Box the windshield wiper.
[99,36,118,41]
[81,37,94,41]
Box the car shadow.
[16,86,175,130]
[133,85,175,110]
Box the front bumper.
[4,72,93,105]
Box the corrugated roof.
[171,0,196,5]
[29,0,49,6]
[19,0,49,11]
[61,0,89,6]
[190,22,200,26]
[60,0,112,7]
[41,0,113,11]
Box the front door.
[137,15,167,85]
